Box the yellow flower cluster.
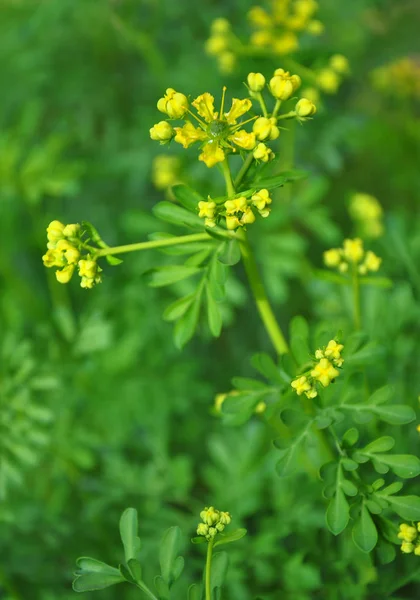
[398,523,420,556]
[42,221,102,288]
[372,57,420,101]
[349,193,384,239]
[323,238,382,275]
[291,339,344,399]
[151,155,181,190]
[315,54,350,95]
[204,18,237,74]
[196,507,232,541]
[198,188,272,230]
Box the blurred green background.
[1,0,420,598]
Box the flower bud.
[253,143,274,163]
[295,98,317,117]
[62,224,80,238]
[269,76,294,100]
[157,88,189,119]
[55,265,75,284]
[253,117,279,141]
[47,220,65,243]
[150,121,175,143]
[247,72,266,93]
[329,54,350,75]
[211,18,231,34]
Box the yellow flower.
[199,141,225,168]
[226,215,242,230]
[225,197,248,214]
[291,375,311,396]
[78,259,102,289]
[305,387,318,399]
[398,524,417,542]
[63,245,80,265]
[307,19,324,35]
[218,52,236,74]
[150,121,175,143]
[317,69,340,94]
[330,54,350,75]
[42,248,63,268]
[157,88,189,119]
[269,76,294,101]
[253,117,279,141]
[324,340,344,366]
[197,523,209,536]
[361,251,382,274]
[343,238,364,264]
[286,14,309,31]
[46,220,65,244]
[211,18,231,34]
[205,36,229,56]
[250,29,273,48]
[350,193,382,221]
[247,72,266,93]
[198,200,217,227]
[401,541,414,554]
[174,122,207,148]
[200,506,220,526]
[230,129,256,150]
[152,155,180,190]
[272,32,299,55]
[251,189,272,217]
[311,358,339,387]
[253,143,274,162]
[295,0,318,18]
[241,207,256,225]
[55,264,75,284]
[255,401,267,414]
[274,69,301,92]
[323,248,342,268]
[225,98,252,124]
[415,545,420,556]
[248,6,272,27]
[295,98,317,117]
[62,224,80,238]
[192,93,216,122]
[219,511,231,525]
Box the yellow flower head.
[317,69,340,94]
[230,129,256,150]
[197,523,209,536]
[253,117,280,141]
[291,375,311,395]
[330,54,350,75]
[47,220,65,244]
[343,238,364,264]
[250,29,273,48]
[323,248,342,268]
[152,155,180,190]
[361,251,382,274]
[55,264,75,284]
[398,524,417,542]
[150,121,175,143]
[192,93,216,123]
[211,18,231,35]
[307,19,324,35]
[62,224,80,238]
[269,76,294,101]
[251,189,272,217]
[225,98,252,124]
[198,141,225,168]
[157,88,189,119]
[225,197,248,215]
[174,122,207,148]
[248,6,272,28]
[247,72,266,93]
[78,259,102,289]
[324,340,344,367]
[226,215,242,230]
[350,193,382,221]
[273,32,299,55]
[295,98,317,117]
[401,541,415,554]
[253,143,274,162]
[311,358,339,387]
[205,35,229,56]
[241,207,256,225]
[218,52,236,74]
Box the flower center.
[207,119,229,138]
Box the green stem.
[272,99,282,118]
[352,265,361,330]
[136,581,159,600]
[234,153,254,190]
[221,157,235,196]
[95,233,211,258]
[238,231,289,355]
[255,91,268,117]
[205,537,215,600]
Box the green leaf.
[275,424,312,478]
[370,405,415,425]
[372,454,420,479]
[119,508,141,563]
[206,283,222,337]
[171,184,204,211]
[213,528,247,547]
[352,505,378,553]
[360,276,393,288]
[153,201,204,229]
[362,436,395,453]
[188,583,203,600]
[163,294,195,322]
[173,286,203,349]
[127,558,142,583]
[72,558,124,592]
[154,575,170,600]
[248,169,307,190]
[148,265,201,287]
[106,255,123,266]
[326,480,350,536]
[159,526,183,586]
[251,353,284,384]
[210,552,229,591]
[312,269,350,286]
[367,386,393,406]
[217,239,241,266]
[384,495,420,520]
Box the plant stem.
[238,231,289,355]
[205,537,215,600]
[95,233,211,258]
[234,153,255,190]
[272,99,282,118]
[136,581,159,600]
[221,157,235,197]
[352,265,361,330]
[256,91,268,117]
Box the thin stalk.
[95,233,211,258]
[234,153,254,190]
[255,92,268,117]
[272,99,282,118]
[238,231,289,355]
[136,581,159,600]
[205,537,215,600]
[352,265,361,330]
[221,157,235,196]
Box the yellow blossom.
[205,36,229,56]
[295,0,318,18]
[398,524,417,542]
[350,193,382,221]
[253,117,279,141]
[273,69,301,92]
[250,29,273,47]
[415,545,420,556]
[323,248,342,268]
[225,197,247,214]
[157,88,189,119]
[247,72,266,93]
[241,207,256,225]
[200,506,220,526]
[198,200,217,227]
[330,54,350,75]
[307,20,324,35]
[343,238,364,264]
[272,32,299,55]
[291,375,311,395]
[269,76,294,101]
[192,93,216,122]
[197,523,209,536]
[47,220,65,244]
[55,264,75,284]
[225,98,252,124]
[253,143,274,162]
[305,387,318,399]
[311,358,339,387]
[62,224,80,238]
[248,6,272,28]
[401,541,414,554]
[295,98,317,117]
[150,121,175,143]
[251,189,272,217]
[230,130,256,150]
[255,401,267,414]
[324,340,344,366]
[211,18,230,34]
[78,259,102,289]
[199,141,225,168]
[317,69,340,94]
[360,251,382,274]
[174,122,207,148]
[218,52,236,74]
[152,155,180,190]
[226,215,242,230]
